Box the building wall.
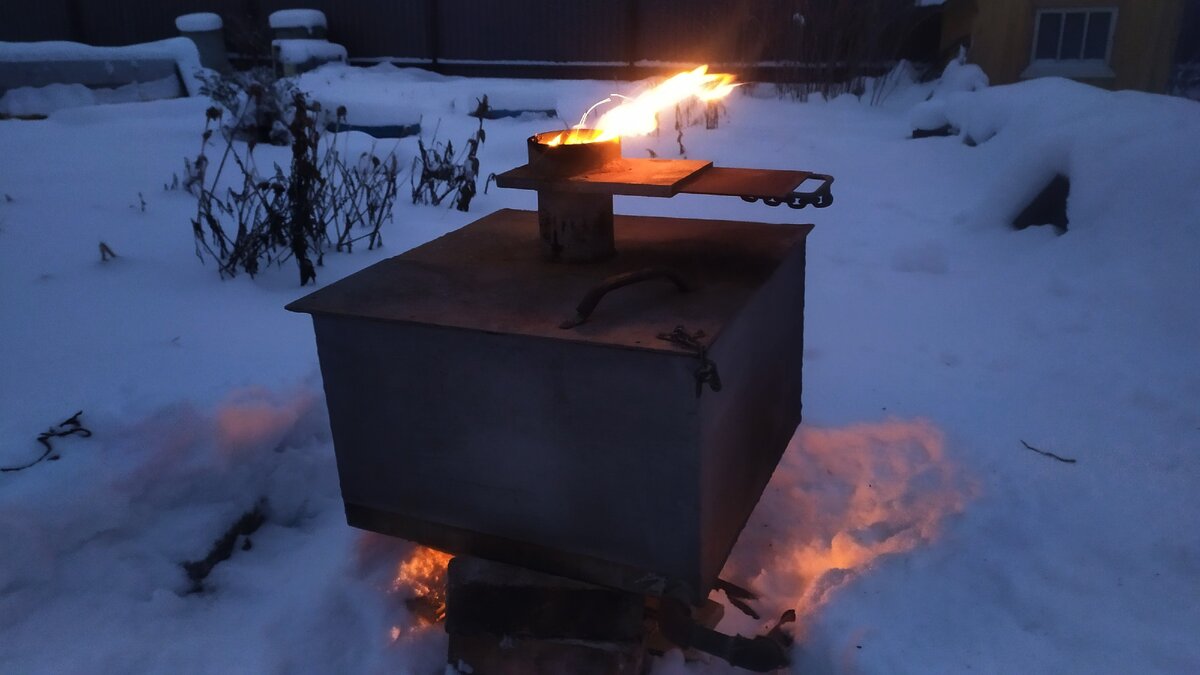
[943,0,1185,92]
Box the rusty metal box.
[287,208,811,603]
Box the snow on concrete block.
[272,40,347,65]
[269,9,327,30]
[0,38,204,97]
[174,13,223,33]
[272,39,347,76]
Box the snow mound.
[175,12,222,33]
[0,77,184,117]
[937,59,989,95]
[269,9,327,30]
[908,58,989,131]
[946,78,1200,239]
[937,77,1200,369]
[0,82,95,116]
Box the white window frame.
[1024,7,1119,79]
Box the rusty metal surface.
[287,208,811,353]
[536,191,616,262]
[676,166,810,200]
[494,159,712,197]
[527,131,621,176]
[526,133,619,262]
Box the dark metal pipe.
[527,130,621,263]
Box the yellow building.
[941,0,1187,92]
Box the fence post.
[427,0,440,70]
[67,0,86,43]
[626,0,639,79]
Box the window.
[1032,9,1117,62]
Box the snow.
[1,63,1198,674]
[296,62,556,127]
[909,56,989,131]
[268,9,327,30]
[0,82,95,116]
[0,77,183,117]
[273,39,347,66]
[174,12,223,33]
[0,38,206,97]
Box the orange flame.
[548,65,738,146]
[391,546,452,626]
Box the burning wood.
[392,546,452,626]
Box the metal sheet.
[287,209,812,353]
[316,315,706,595]
[677,166,811,200]
[494,159,712,197]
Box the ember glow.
[391,546,452,626]
[719,420,975,632]
[547,65,738,146]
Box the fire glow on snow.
[720,419,973,632]
[382,419,973,641]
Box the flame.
[717,419,976,634]
[547,65,738,145]
[391,546,452,626]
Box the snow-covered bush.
[410,99,487,212]
[909,51,990,135]
[189,95,400,285]
[197,67,298,145]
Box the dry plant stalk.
[187,94,401,286]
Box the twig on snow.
[1020,439,1077,464]
[181,498,268,594]
[1,411,92,472]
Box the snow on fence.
[0,38,203,106]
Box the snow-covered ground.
[1,63,1197,674]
